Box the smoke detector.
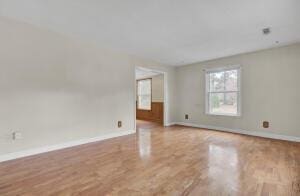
[262,27,271,35]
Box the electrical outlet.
[12,132,22,140]
[263,121,269,128]
[118,121,122,128]
[185,114,189,120]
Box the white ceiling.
[0,0,299,66]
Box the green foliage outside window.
[211,94,220,108]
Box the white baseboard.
[173,122,300,142]
[0,130,136,163]
[1,123,298,163]
[165,122,176,126]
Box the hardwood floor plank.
[0,120,299,195]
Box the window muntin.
[137,79,151,110]
[206,67,240,116]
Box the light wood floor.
[0,120,299,196]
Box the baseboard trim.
[165,122,176,126]
[0,130,136,163]
[173,122,300,142]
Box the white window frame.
[205,65,241,117]
[137,78,152,110]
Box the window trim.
[205,65,241,117]
[137,78,152,111]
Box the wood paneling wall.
[136,102,163,124]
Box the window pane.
[209,72,225,92]
[209,92,238,115]
[138,95,151,110]
[137,79,151,110]
[138,79,151,95]
[225,70,238,91]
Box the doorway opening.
[135,67,166,130]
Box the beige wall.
[1,14,299,157]
[0,17,175,156]
[151,74,164,102]
[136,74,164,102]
[175,43,300,137]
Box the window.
[137,79,152,110]
[205,66,241,116]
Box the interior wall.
[0,16,175,156]
[175,43,300,137]
[150,74,164,102]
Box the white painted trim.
[165,122,176,126]
[203,65,241,73]
[204,65,241,117]
[173,122,300,142]
[0,130,135,163]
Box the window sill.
[205,113,241,117]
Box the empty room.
[0,0,299,196]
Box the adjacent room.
[136,67,165,129]
[0,0,299,195]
